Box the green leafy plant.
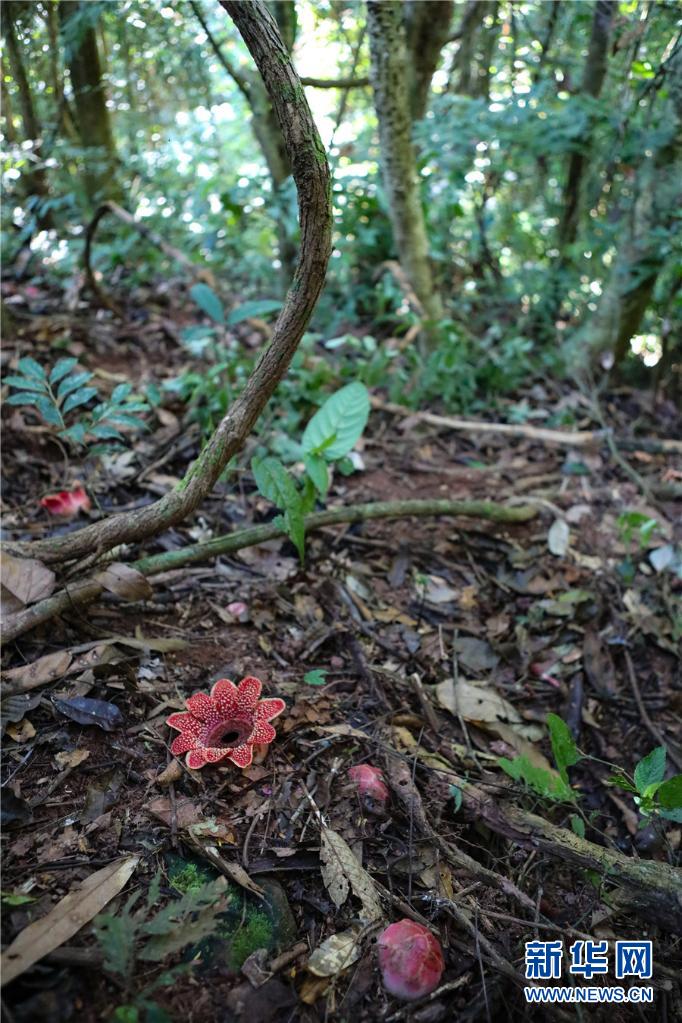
[616,510,661,583]
[498,713,583,803]
[610,746,682,824]
[4,357,149,452]
[251,381,370,561]
[92,873,229,1023]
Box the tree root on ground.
[1,498,536,645]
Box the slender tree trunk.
[585,48,681,366]
[3,4,53,226]
[367,1,443,340]
[451,0,487,96]
[59,0,119,202]
[557,0,615,250]
[470,1,499,102]
[404,0,453,120]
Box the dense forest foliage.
[3,0,680,407]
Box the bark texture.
[14,0,332,568]
[367,1,443,334]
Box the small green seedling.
[609,746,682,824]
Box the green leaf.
[657,774,682,810]
[1,891,37,906]
[5,393,43,406]
[190,283,224,325]
[112,1007,139,1023]
[659,807,682,823]
[301,382,370,461]
[304,669,327,686]
[57,370,94,400]
[59,423,88,444]
[34,395,63,427]
[49,357,79,386]
[89,424,124,441]
[110,383,133,403]
[3,375,48,393]
[17,357,47,380]
[227,298,281,325]
[104,413,146,430]
[303,453,329,497]
[570,814,585,839]
[547,713,582,783]
[634,746,666,794]
[608,773,638,794]
[449,784,463,813]
[498,755,574,802]
[62,386,98,414]
[252,456,306,561]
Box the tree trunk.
[190,0,295,290]
[367,0,443,340]
[404,0,453,120]
[557,0,615,250]
[59,0,119,202]
[451,0,487,96]
[3,4,53,226]
[585,47,681,366]
[268,0,296,54]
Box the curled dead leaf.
[0,552,55,613]
[95,563,153,601]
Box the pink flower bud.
[348,764,389,810]
[378,919,444,1001]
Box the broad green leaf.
[49,357,79,386]
[252,456,306,560]
[449,784,463,813]
[5,393,44,406]
[547,713,582,783]
[657,774,682,810]
[190,283,224,325]
[302,382,370,461]
[58,370,94,400]
[304,453,329,497]
[89,424,124,441]
[105,413,146,430]
[62,386,98,414]
[17,357,46,380]
[60,423,88,444]
[498,755,574,802]
[634,746,666,794]
[608,773,637,794]
[227,299,282,325]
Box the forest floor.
[1,276,681,1023]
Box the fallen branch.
[1,498,535,646]
[5,1,332,570]
[84,200,216,317]
[373,398,682,453]
[398,730,682,933]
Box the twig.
[373,397,682,452]
[623,649,682,771]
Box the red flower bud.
[40,486,91,518]
[348,764,389,810]
[378,919,444,1001]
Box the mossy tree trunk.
[367,1,444,343]
[58,0,119,203]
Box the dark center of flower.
[204,717,253,748]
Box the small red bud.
[348,764,389,810]
[378,919,444,1001]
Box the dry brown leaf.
[320,828,382,922]
[145,796,203,828]
[55,749,91,769]
[0,855,139,986]
[307,927,363,977]
[436,678,542,742]
[1,650,73,694]
[0,552,55,611]
[156,759,183,786]
[95,563,153,601]
[6,718,36,742]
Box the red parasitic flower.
[348,764,390,811]
[40,486,91,517]
[378,919,445,1001]
[166,676,285,771]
